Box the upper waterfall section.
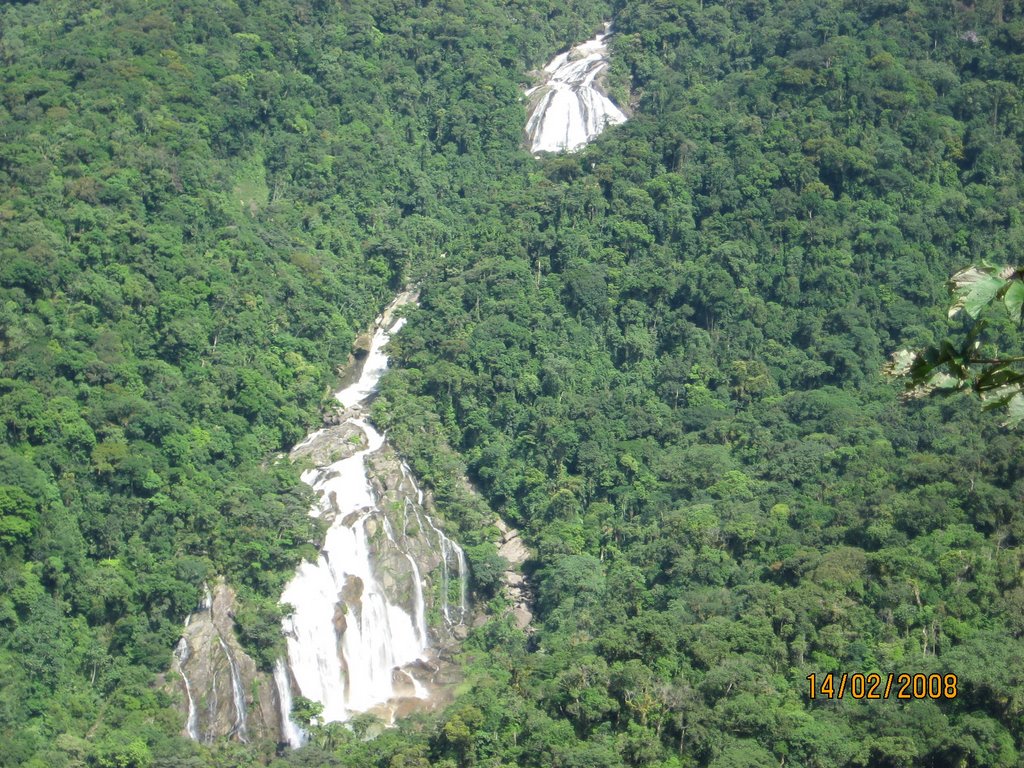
[524,24,627,154]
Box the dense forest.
[1,0,1023,766]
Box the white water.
[274,659,304,747]
[335,317,406,409]
[276,297,466,746]
[174,638,200,741]
[525,23,627,153]
[399,462,468,625]
[218,636,248,742]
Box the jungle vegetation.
[1,0,1023,767]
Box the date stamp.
[807,673,958,700]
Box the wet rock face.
[171,580,280,743]
[367,448,454,616]
[364,442,470,641]
[341,576,364,607]
[362,418,533,640]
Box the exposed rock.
[352,332,372,355]
[496,519,530,565]
[289,422,367,466]
[169,579,280,743]
[494,520,536,632]
[391,668,418,699]
[512,606,533,630]
[498,535,530,566]
[366,656,458,725]
[332,603,347,635]
[341,575,364,606]
[495,518,518,543]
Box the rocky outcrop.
[352,331,373,356]
[496,519,535,630]
[170,580,280,743]
[365,446,469,639]
[290,422,368,476]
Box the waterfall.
[275,293,461,745]
[400,462,468,626]
[274,659,305,747]
[218,636,248,742]
[525,23,627,154]
[174,638,200,741]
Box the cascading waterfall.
[174,638,200,741]
[275,294,468,746]
[217,636,249,741]
[274,660,304,747]
[525,23,628,154]
[399,462,468,625]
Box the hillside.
[1,1,1023,767]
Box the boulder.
[289,422,367,466]
[498,535,530,566]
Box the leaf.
[948,266,1005,319]
[1002,281,1024,324]
[1002,391,1024,428]
[974,367,1024,393]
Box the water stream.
[525,23,628,153]
[173,637,200,741]
[275,294,468,745]
[218,636,248,742]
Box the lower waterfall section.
[171,580,280,744]
[275,292,469,745]
[173,637,200,741]
[278,418,426,726]
[274,660,304,747]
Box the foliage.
[3,0,1024,766]
[376,0,1024,765]
[888,264,1024,426]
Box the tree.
[0,485,37,546]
